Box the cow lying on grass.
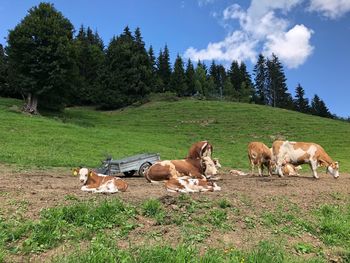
[145,156,218,183]
[73,167,128,193]
[165,177,221,193]
[272,140,339,179]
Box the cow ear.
[89,171,93,177]
[319,159,327,167]
[72,168,79,176]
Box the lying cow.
[272,140,339,179]
[282,163,302,176]
[73,167,128,193]
[144,156,218,183]
[187,141,213,159]
[247,142,272,176]
[165,177,221,193]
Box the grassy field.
[0,97,349,171]
[0,96,350,262]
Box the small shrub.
[218,198,231,209]
[142,199,165,224]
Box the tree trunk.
[23,93,39,114]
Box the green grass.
[0,97,349,171]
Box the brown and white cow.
[272,140,339,179]
[144,156,218,183]
[247,142,273,176]
[187,141,213,159]
[73,168,128,193]
[165,177,221,193]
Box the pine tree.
[239,62,254,102]
[185,59,196,96]
[156,45,171,92]
[170,54,187,96]
[311,94,333,118]
[6,3,77,113]
[228,60,241,97]
[293,83,310,113]
[0,44,9,97]
[209,61,226,99]
[266,54,293,109]
[72,25,105,105]
[253,54,268,105]
[194,62,208,96]
[148,45,157,93]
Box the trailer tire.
[139,162,151,177]
[123,171,135,177]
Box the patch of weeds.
[315,204,350,247]
[142,199,165,225]
[329,192,345,201]
[22,199,137,253]
[207,209,231,230]
[294,242,315,254]
[218,198,231,209]
[182,224,210,244]
[243,216,256,229]
[64,194,80,201]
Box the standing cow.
[272,140,339,179]
[247,142,272,176]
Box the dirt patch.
[1,165,349,262]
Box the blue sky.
[0,0,349,117]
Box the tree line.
[0,3,337,120]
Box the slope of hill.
[0,97,349,172]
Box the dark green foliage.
[195,61,209,96]
[6,3,77,112]
[311,94,333,118]
[185,58,196,96]
[156,45,172,92]
[98,26,152,109]
[293,83,310,113]
[266,54,293,109]
[71,25,104,105]
[253,54,268,105]
[209,61,226,98]
[170,54,187,96]
[0,44,10,97]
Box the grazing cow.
[272,140,339,179]
[187,141,213,159]
[73,168,128,193]
[165,177,221,193]
[247,142,272,176]
[144,156,218,183]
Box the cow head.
[213,158,221,168]
[201,156,218,178]
[78,167,90,184]
[327,161,339,178]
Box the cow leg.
[276,165,284,177]
[310,161,319,179]
[258,164,262,176]
[81,186,97,192]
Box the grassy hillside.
[0,97,349,171]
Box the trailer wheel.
[138,162,151,177]
[123,170,135,177]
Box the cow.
[165,177,221,193]
[187,141,213,159]
[282,163,302,176]
[272,140,339,179]
[247,142,273,176]
[144,156,218,183]
[73,167,128,193]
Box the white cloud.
[185,0,316,69]
[308,0,350,19]
[263,24,314,68]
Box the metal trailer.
[96,153,160,177]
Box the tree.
[170,54,187,96]
[239,62,254,102]
[311,94,333,118]
[253,54,268,105]
[195,61,209,96]
[156,44,171,92]
[228,60,241,97]
[6,3,76,113]
[266,54,293,109]
[72,25,104,105]
[185,59,196,96]
[209,61,226,99]
[98,26,151,109]
[148,45,157,93]
[0,44,9,97]
[293,83,310,113]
